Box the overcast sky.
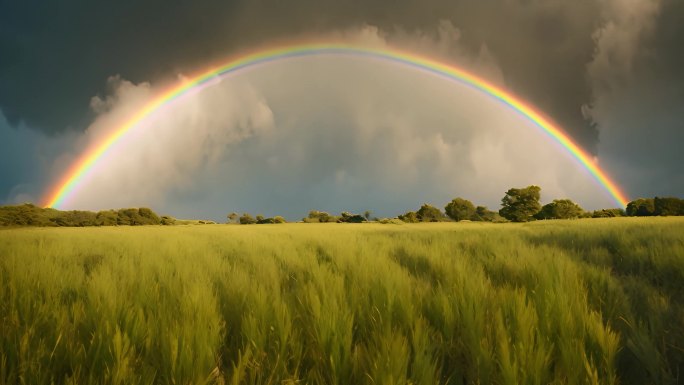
[0,0,682,220]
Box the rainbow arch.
[43,43,630,208]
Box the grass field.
[1,218,683,385]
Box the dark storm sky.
[0,0,682,214]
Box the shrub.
[626,198,655,216]
[445,198,476,221]
[338,212,367,223]
[304,210,338,223]
[591,209,625,218]
[535,199,584,220]
[416,204,444,222]
[239,213,257,224]
[398,211,419,223]
[654,197,684,216]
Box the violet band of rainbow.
[44,43,630,208]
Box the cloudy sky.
[0,0,682,220]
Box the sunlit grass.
[1,218,682,384]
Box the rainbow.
[43,42,630,208]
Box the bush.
[626,198,655,216]
[304,210,338,223]
[416,204,444,222]
[654,197,684,216]
[338,212,367,223]
[535,199,584,220]
[239,213,257,224]
[445,198,476,221]
[160,216,177,225]
[591,209,625,218]
[138,208,161,224]
[95,210,118,226]
[398,211,419,223]
[472,206,501,222]
[273,216,287,224]
[378,218,404,225]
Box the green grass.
[1,218,683,384]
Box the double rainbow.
[43,43,630,208]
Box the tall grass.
[0,217,682,384]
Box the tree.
[536,199,584,220]
[138,208,161,225]
[116,208,141,225]
[445,198,476,221]
[398,211,419,223]
[95,210,118,226]
[227,212,238,224]
[591,208,625,218]
[160,215,177,225]
[472,206,500,222]
[626,198,655,216]
[304,210,337,223]
[273,216,287,224]
[417,204,444,222]
[239,213,257,224]
[338,212,367,223]
[654,197,684,216]
[363,210,372,221]
[499,185,542,222]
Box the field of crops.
[1,218,683,385]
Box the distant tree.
[95,210,118,226]
[472,206,500,222]
[363,210,372,221]
[338,212,367,223]
[0,204,164,227]
[398,211,419,223]
[535,199,584,220]
[417,204,444,222]
[239,213,257,224]
[304,210,337,223]
[138,208,161,225]
[256,217,275,224]
[273,216,287,224]
[160,215,177,225]
[654,197,684,216]
[591,208,625,218]
[445,198,476,221]
[52,210,97,227]
[626,198,655,216]
[499,185,542,222]
[227,212,238,224]
[116,209,138,225]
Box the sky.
[0,0,682,220]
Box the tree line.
[1,188,682,227]
[0,204,178,227]
[231,186,684,224]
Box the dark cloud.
[589,0,684,199]
[0,111,76,204]
[0,0,613,151]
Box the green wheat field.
[1,218,683,385]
